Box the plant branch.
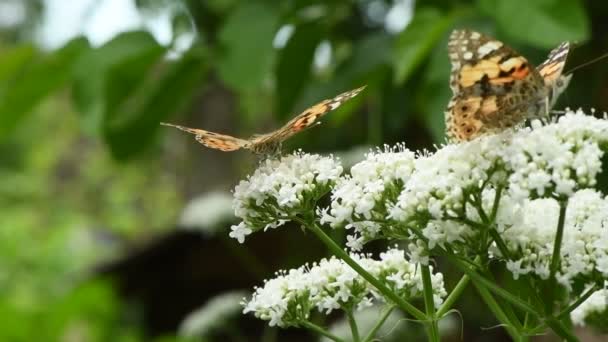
[301,321,346,342]
[298,218,427,321]
[421,264,440,342]
[363,305,395,342]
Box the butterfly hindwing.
[160,123,249,151]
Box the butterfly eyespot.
[461,105,469,111]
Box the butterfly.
[161,86,366,155]
[445,29,572,142]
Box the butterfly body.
[445,29,571,142]
[162,86,365,155]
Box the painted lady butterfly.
[162,86,366,155]
[445,29,572,142]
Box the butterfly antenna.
[565,50,608,74]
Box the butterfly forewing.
[268,85,367,142]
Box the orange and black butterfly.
[161,86,366,155]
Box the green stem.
[450,257,537,316]
[557,285,598,319]
[547,199,568,314]
[300,321,346,342]
[473,279,524,341]
[302,219,427,321]
[346,310,361,342]
[363,305,395,342]
[421,264,440,342]
[436,274,470,317]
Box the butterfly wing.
[160,123,250,152]
[445,30,546,142]
[537,42,570,85]
[259,85,366,143]
[537,41,572,108]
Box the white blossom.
[322,145,416,246]
[231,152,342,242]
[242,248,446,327]
[496,189,608,286]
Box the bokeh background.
[1,0,608,341]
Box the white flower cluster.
[320,145,416,249]
[570,286,608,327]
[243,248,446,327]
[495,189,608,286]
[320,111,608,256]
[229,152,343,243]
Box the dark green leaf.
[276,23,324,118]
[393,8,451,84]
[478,0,590,48]
[72,31,165,133]
[217,2,278,91]
[417,38,452,144]
[103,51,207,160]
[0,37,89,138]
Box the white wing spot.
[329,102,341,110]
[477,41,503,57]
[470,32,481,39]
[463,51,473,60]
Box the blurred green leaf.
[103,51,207,160]
[393,8,451,84]
[276,23,324,117]
[217,2,278,91]
[417,41,452,144]
[478,0,590,48]
[0,44,35,83]
[0,38,89,138]
[72,31,165,133]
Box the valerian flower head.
[242,248,446,327]
[496,189,608,286]
[322,110,608,256]
[320,145,415,249]
[230,152,342,243]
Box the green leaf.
[103,51,207,160]
[0,44,35,84]
[217,2,278,91]
[417,39,452,144]
[0,37,89,138]
[275,23,323,118]
[72,31,165,133]
[478,0,590,48]
[393,8,451,84]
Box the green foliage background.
[0,0,606,340]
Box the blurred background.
[1,0,608,341]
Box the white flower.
[323,145,416,245]
[242,247,446,327]
[179,191,235,234]
[231,152,342,242]
[179,291,246,338]
[496,189,608,285]
[571,287,608,326]
[229,222,252,243]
